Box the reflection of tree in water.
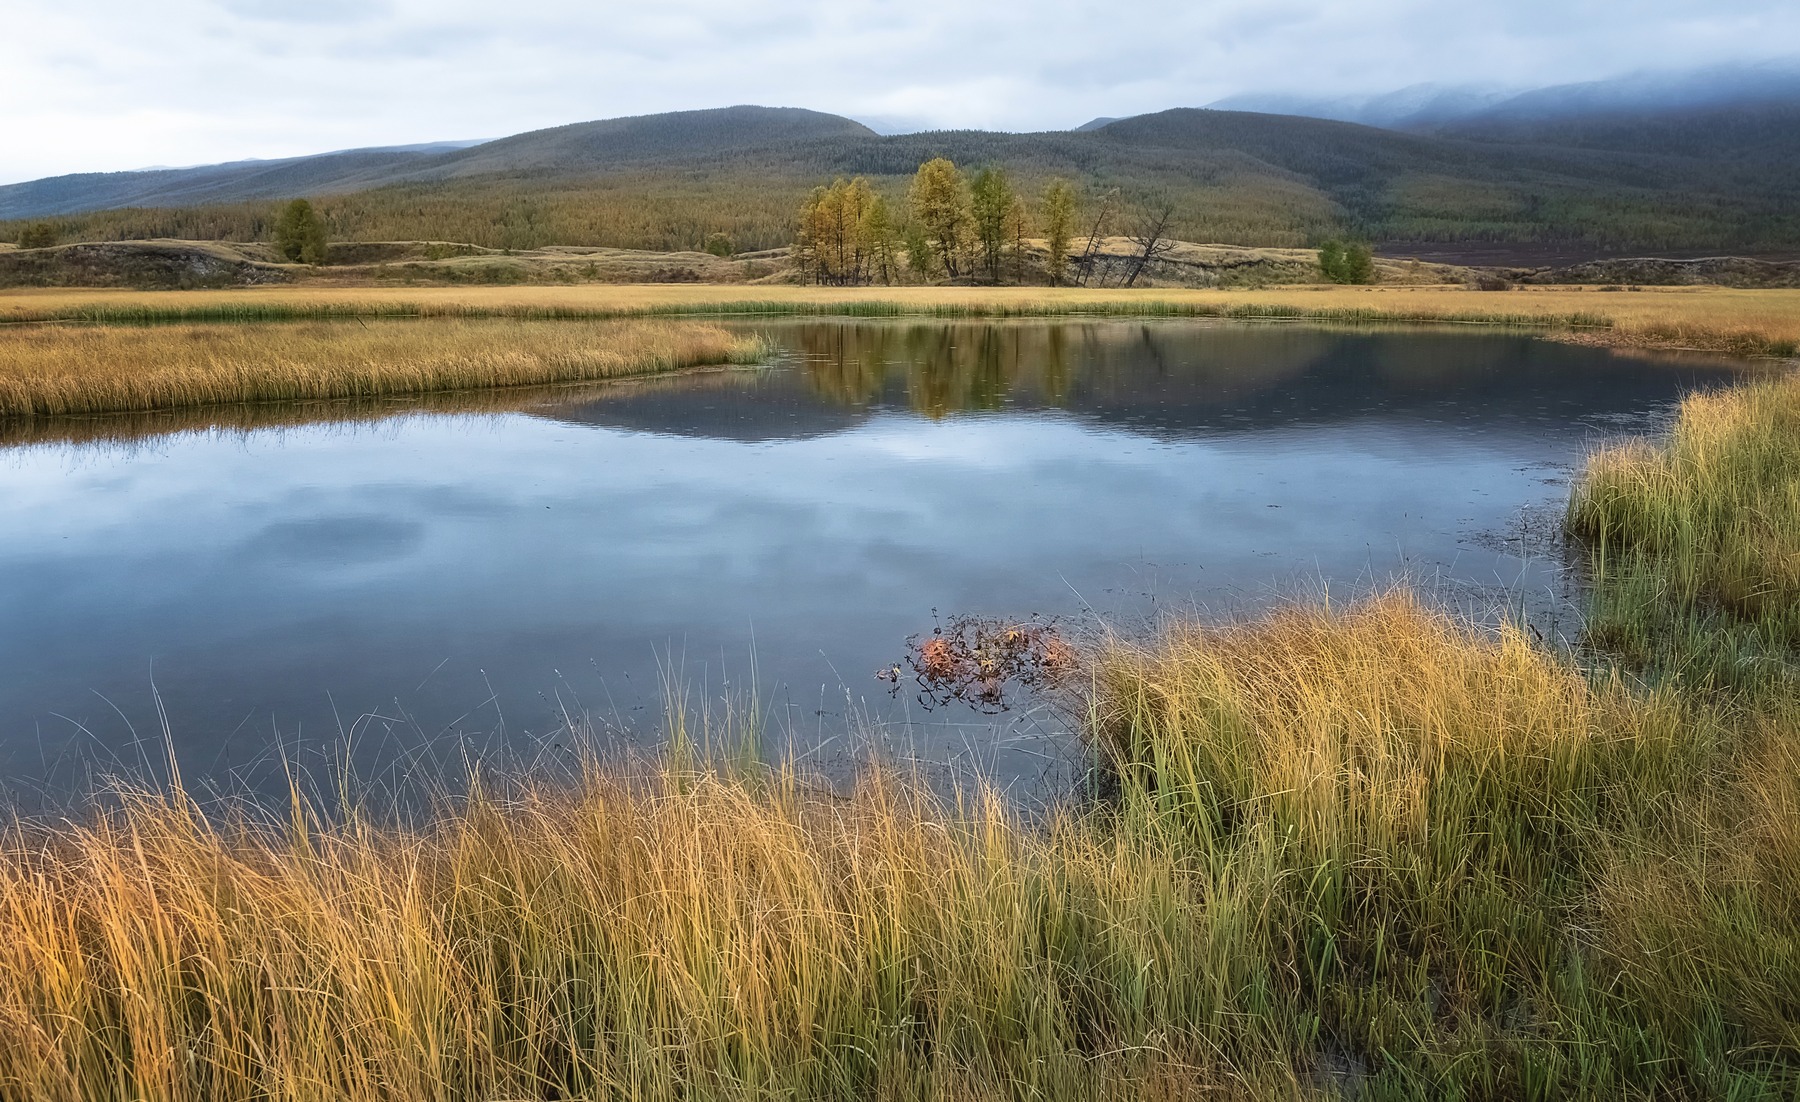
[793,324,889,408]
[785,319,1717,432]
[792,319,1344,418]
[794,319,1331,417]
[796,322,1080,418]
[1043,325,1070,404]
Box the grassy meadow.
[0,318,766,418]
[0,286,1797,1098]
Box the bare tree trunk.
[1123,200,1176,288]
[1074,189,1116,288]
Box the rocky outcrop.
[0,240,292,289]
[324,240,496,265]
[1519,256,1800,288]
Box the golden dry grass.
[1090,593,1677,848]
[0,766,1264,1100]
[4,283,1797,356]
[1574,372,1800,609]
[0,318,766,417]
[1569,370,1800,686]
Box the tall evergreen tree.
[16,222,58,249]
[1007,195,1029,284]
[902,223,935,280]
[273,199,329,265]
[863,195,899,285]
[969,167,1016,283]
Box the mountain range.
[4,63,1798,258]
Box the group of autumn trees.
[795,157,1374,287]
[795,159,1095,287]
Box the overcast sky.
[4,0,1797,185]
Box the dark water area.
[0,319,1745,802]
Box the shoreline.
[3,283,1798,361]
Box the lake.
[0,319,1742,801]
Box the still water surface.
[0,320,1742,797]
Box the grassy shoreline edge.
[4,288,1798,360]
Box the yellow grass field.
[4,283,1799,357]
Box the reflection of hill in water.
[541,367,863,442]
[0,387,574,451]
[541,321,1745,443]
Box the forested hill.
[0,107,876,221]
[4,100,1797,256]
[1427,100,1800,161]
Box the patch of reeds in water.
[0,319,768,418]
[1569,370,1800,688]
[4,593,1796,1099]
[1088,594,1794,1095]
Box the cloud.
[217,0,393,23]
[3,0,1798,183]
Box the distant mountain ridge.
[1205,59,1800,132]
[0,107,875,220]
[1206,85,1519,130]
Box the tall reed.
[1086,594,1778,1095]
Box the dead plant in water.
[880,613,1077,711]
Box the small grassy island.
[0,318,766,418]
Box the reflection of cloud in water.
[237,515,426,568]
